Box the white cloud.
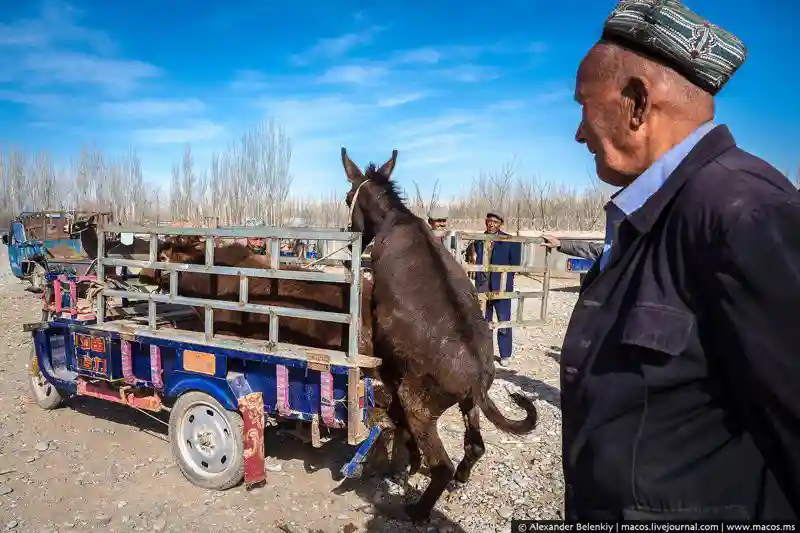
[229,70,271,92]
[98,98,206,120]
[132,121,225,144]
[20,52,163,91]
[291,27,384,66]
[0,90,66,109]
[392,48,442,65]
[0,0,116,54]
[377,92,428,108]
[438,64,501,83]
[257,95,369,135]
[18,51,162,91]
[318,64,388,85]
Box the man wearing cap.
[561,0,799,522]
[469,211,521,367]
[427,206,453,249]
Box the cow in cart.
[25,223,386,492]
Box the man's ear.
[341,147,364,183]
[623,77,651,130]
[377,149,398,179]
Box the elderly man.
[561,0,799,522]
[470,211,521,367]
[427,205,453,248]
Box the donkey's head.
[341,147,408,253]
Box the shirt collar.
[611,121,716,217]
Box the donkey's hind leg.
[388,393,422,475]
[454,396,485,484]
[396,382,453,522]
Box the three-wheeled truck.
[24,224,386,490]
[3,211,112,292]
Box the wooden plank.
[347,367,363,445]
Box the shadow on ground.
[59,396,465,531]
[548,285,581,294]
[494,368,561,408]
[268,426,466,532]
[65,395,169,440]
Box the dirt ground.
[0,246,579,533]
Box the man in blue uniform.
[471,211,521,367]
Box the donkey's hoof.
[447,479,465,492]
[404,503,431,523]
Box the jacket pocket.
[623,505,750,521]
[620,303,695,357]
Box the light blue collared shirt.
[598,121,716,270]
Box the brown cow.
[157,240,374,356]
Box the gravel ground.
[0,245,578,533]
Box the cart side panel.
[32,326,78,395]
[238,361,349,424]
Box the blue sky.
[1,0,797,200]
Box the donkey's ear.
[341,147,364,183]
[377,149,398,179]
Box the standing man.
[427,206,452,249]
[562,0,799,522]
[470,211,521,367]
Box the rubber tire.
[28,346,64,410]
[168,391,245,491]
[29,264,45,294]
[41,284,54,321]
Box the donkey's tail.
[476,387,538,435]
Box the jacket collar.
[626,124,737,234]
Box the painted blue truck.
[2,211,102,292]
[25,224,386,491]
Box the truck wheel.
[28,346,64,410]
[169,391,245,490]
[29,264,46,294]
[41,284,54,321]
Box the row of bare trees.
[412,155,612,232]
[4,119,794,232]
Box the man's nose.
[575,122,587,144]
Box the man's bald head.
[574,40,716,186]
[580,41,715,122]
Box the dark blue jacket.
[561,125,799,521]
[471,231,522,293]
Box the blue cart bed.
[25,224,387,492]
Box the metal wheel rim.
[30,371,56,401]
[177,401,236,477]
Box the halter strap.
[347,179,371,230]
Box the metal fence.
[94,225,364,361]
[454,232,552,328]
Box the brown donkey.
[341,147,538,521]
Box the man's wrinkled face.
[485,216,502,234]
[429,218,447,230]
[574,46,639,187]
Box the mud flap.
[239,391,266,489]
[340,423,384,479]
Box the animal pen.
[25,223,386,491]
[453,232,552,327]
